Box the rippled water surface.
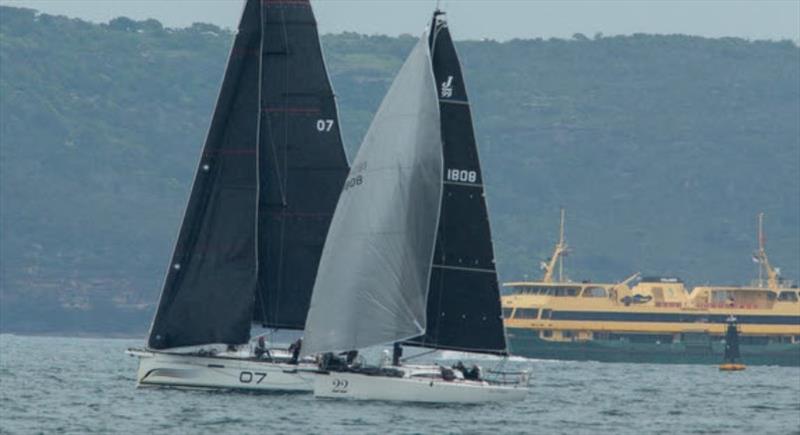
[1,335,799,434]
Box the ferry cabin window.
[610,333,674,344]
[767,292,777,301]
[583,287,607,298]
[739,335,769,345]
[711,290,732,303]
[556,287,579,297]
[514,308,539,319]
[541,309,553,319]
[778,291,798,302]
[502,307,514,318]
[510,286,528,295]
[529,286,548,295]
[521,286,580,296]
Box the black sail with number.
[406,12,508,355]
[148,0,348,349]
[253,0,349,329]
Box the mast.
[753,212,780,290]
[541,208,568,283]
[406,10,508,355]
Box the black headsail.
[253,0,349,329]
[406,12,508,355]
[148,0,348,349]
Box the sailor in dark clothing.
[254,336,267,359]
[465,364,481,381]
[392,342,403,366]
[288,338,302,365]
[320,352,332,370]
[440,366,456,381]
[453,361,481,380]
[320,352,346,371]
[345,350,359,366]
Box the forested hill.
[1,6,798,334]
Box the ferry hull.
[313,371,527,403]
[127,349,314,392]
[507,328,800,367]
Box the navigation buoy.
[719,315,746,371]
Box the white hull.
[313,369,528,403]
[127,349,314,392]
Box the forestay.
[302,36,443,357]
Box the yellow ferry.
[502,211,800,366]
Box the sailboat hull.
[313,370,527,403]
[127,349,314,392]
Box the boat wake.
[435,350,529,362]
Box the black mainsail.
[406,12,508,355]
[148,0,348,350]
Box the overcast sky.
[2,0,799,41]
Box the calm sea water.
[1,334,798,435]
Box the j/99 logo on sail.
[447,168,477,183]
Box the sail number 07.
[316,119,334,132]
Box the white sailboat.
[301,11,529,403]
[127,0,349,393]
[128,348,315,392]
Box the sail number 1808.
[447,168,477,183]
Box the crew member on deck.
[255,336,267,359]
[392,343,403,366]
[345,350,359,366]
[288,338,302,365]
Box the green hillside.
[1,7,798,334]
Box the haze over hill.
[1,7,798,335]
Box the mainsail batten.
[406,15,509,355]
[302,36,443,357]
[148,0,347,349]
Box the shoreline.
[0,331,143,340]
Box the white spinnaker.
[302,35,442,357]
